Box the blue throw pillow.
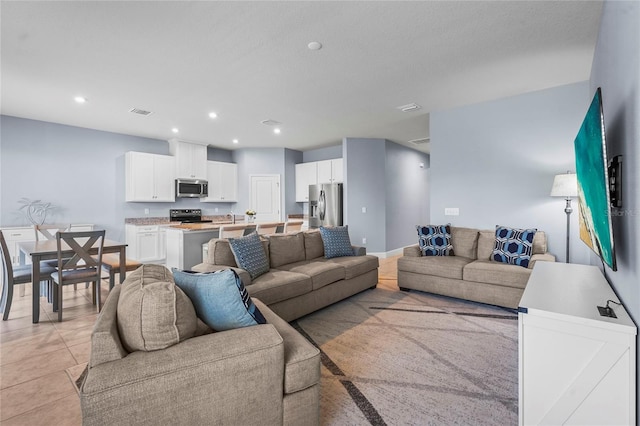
[492,225,537,268]
[172,268,266,331]
[416,224,454,256]
[319,226,354,259]
[227,232,270,279]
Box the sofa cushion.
[319,226,354,258]
[228,232,270,279]
[326,254,379,280]
[477,230,495,260]
[416,224,454,256]
[246,270,313,305]
[492,226,537,268]
[206,238,237,267]
[269,232,305,268]
[117,264,197,352]
[451,227,479,260]
[396,255,472,280]
[463,260,532,289]
[173,268,266,331]
[254,299,320,394]
[276,260,346,290]
[304,230,324,260]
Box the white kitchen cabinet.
[317,158,343,184]
[201,161,237,202]
[125,224,167,262]
[169,139,207,180]
[295,162,317,202]
[518,262,636,426]
[0,226,34,265]
[125,151,175,202]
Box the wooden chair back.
[256,222,279,235]
[56,230,105,273]
[35,224,70,241]
[283,220,304,233]
[219,224,246,238]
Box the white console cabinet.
[125,224,168,263]
[519,262,636,426]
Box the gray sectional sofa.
[397,226,555,309]
[192,230,380,321]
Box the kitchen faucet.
[227,211,235,224]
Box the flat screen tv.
[574,87,617,271]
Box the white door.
[250,175,281,222]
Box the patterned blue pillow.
[172,268,266,331]
[492,226,537,268]
[416,224,454,256]
[319,226,354,259]
[227,232,270,279]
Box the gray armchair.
[80,285,320,425]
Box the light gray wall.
[430,81,591,264]
[590,0,640,408]
[384,140,430,251]
[302,144,342,162]
[343,138,430,254]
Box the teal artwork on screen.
[574,88,616,270]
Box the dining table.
[18,239,128,323]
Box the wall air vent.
[129,108,153,116]
[397,103,422,112]
[409,137,430,145]
[260,119,282,126]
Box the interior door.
[250,175,281,222]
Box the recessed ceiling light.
[74,96,87,104]
[208,112,218,119]
[171,127,179,133]
[273,128,281,134]
[307,41,322,51]
[232,139,239,144]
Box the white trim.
[367,247,406,259]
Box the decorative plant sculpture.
[18,198,54,225]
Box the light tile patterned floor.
[0,256,401,425]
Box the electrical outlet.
[362,207,367,213]
[444,207,459,216]
[144,208,149,215]
[214,207,219,213]
[362,237,367,244]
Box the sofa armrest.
[403,244,421,257]
[352,245,366,256]
[82,324,285,425]
[528,253,556,269]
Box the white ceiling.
[0,1,603,154]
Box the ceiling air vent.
[260,119,282,126]
[409,137,430,145]
[397,103,422,112]
[129,108,153,116]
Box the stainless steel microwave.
[175,178,208,198]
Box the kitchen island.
[165,223,257,270]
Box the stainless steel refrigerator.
[309,183,343,228]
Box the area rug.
[292,288,519,426]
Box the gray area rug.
[293,288,518,426]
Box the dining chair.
[255,222,279,235]
[218,224,246,238]
[0,230,55,321]
[34,224,73,296]
[51,230,105,322]
[283,220,304,233]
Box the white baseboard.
[368,247,405,259]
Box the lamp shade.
[550,173,578,198]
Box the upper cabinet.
[125,151,175,202]
[201,161,238,202]
[295,162,318,202]
[295,158,343,202]
[316,158,343,184]
[169,139,207,180]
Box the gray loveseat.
[192,230,380,321]
[397,226,555,309]
[81,268,321,425]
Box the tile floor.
[0,256,399,425]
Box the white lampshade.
[550,173,578,198]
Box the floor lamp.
[550,172,578,263]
